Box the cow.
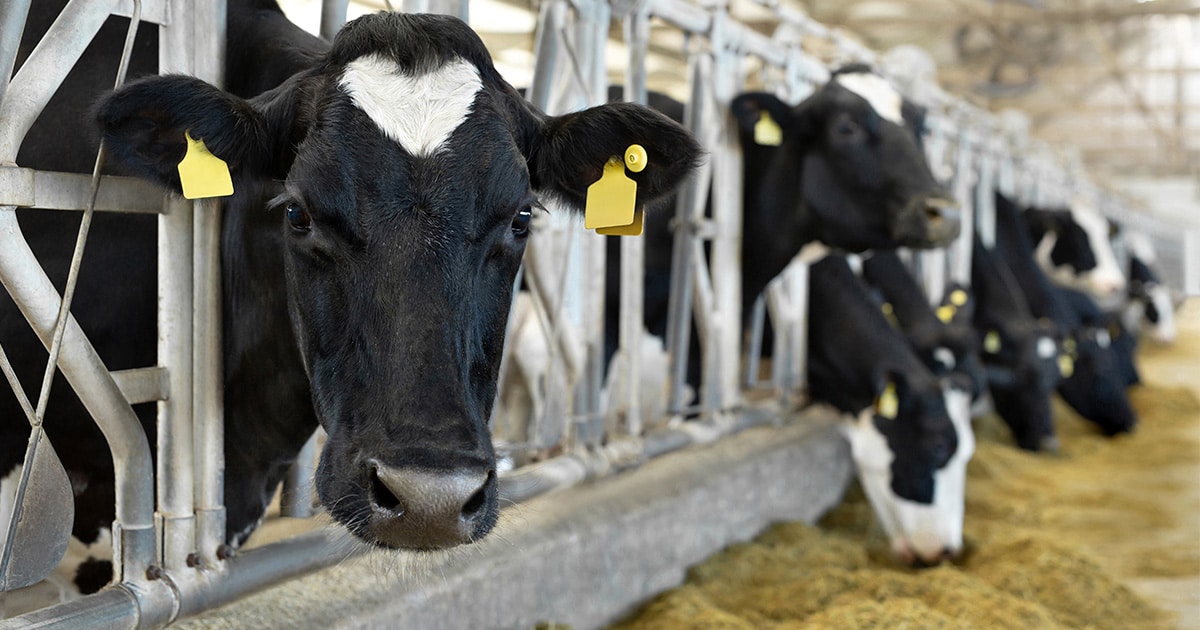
[807,248,971,567]
[860,250,985,402]
[3,0,702,591]
[1122,231,1177,344]
[970,236,1061,452]
[993,193,1137,437]
[1024,202,1126,306]
[602,69,962,385]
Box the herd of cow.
[0,0,1180,601]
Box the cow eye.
[511,207,532,237]
[835,117,861,138]
[286,203,312,233]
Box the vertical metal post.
[0,0,33,104]
[614,6,650,437]
[320,0,349,40]
[709,13,743,412]
[1186,229,1200,296]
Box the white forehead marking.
[834,72,904,125]
[339,54,482,157]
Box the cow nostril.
[369,465,403,513]
[461,470,495,521]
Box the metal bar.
[0,0,33,108]
[645,0,711,36]
[280,431,319,518]
[744,294,765,387]
[320,0,349,40]
[110,367,169,405]
[113,0,168,25]
[614,7,650,438]
[0,167,164,214]
[709,23,743,411]
[187,0,227,569]
[0,0,119,161]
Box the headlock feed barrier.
[1,0,1195,627]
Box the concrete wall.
[176,411,851,630]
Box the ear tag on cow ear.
[586,145,646,231]
[596,207,644,236]
[949,289,968,307]
[1063,337,1077,356]
[178,131,234,200]
[1058,354,1075,378]
[875,381,899,420]
[984,330,1001,354]
[754,111,783,146]
[936,304,956,323]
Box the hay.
[612,334,1200,629]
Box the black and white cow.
[807,249,971,566]
[860,250,985,401]
[1123,231,1177,344]
[1025,202,1126,305]
[970,236,1061,452]
[994,193,1137,437]
[3,0,700,578]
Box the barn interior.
[1,0,1198,628]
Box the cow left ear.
[526,103,703,212]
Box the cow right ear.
[730,92,795,146]
[95,75,289,193]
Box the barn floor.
[613,299,1200,629]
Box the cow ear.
[730,92,794,145]
[526,103,702,212]
[871,369,907,420]
[95,75,286,193]
[900,100,927,142]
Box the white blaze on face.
[839,388,974,564]
[339,54,483,157]
[834,72,904,125]
[1069,203,1126,298]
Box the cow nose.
[924,197,961,225]
[366,460,494,549]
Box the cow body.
[4,0,700,586]
[807,251,971,566]
[993,193,1136,436]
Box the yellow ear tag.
[754,111,783,146]
[177,131,233,199]
[984,330,1001,354]
[881,302,898,328]
[949,289,968,307]
[596,207,644,236]
[585,145,647,231]
[1063,338,1077,355]
[876,381,899,420]
[1058,354,1075,378]
[936,305,956,323]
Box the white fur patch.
[1147,284,1177,343]
[1068,203,1126,298]
[797,241,832,265]
[834,72,904,125]
[1037,336,1057,359]
[840,388,974,564]
[339,54,482,157]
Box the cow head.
[840,369,971,567]
[96,12,700,550]
[1056,327,1138,436]
[731,67,960,253]
[977,318,1061,452]
[1028,203,1126,302]
[1128,254,1177,344]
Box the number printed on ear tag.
[178,131,234,199]
[754,111,783,146]
[585,157,637,230]
[597,207,644,236]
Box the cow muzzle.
[893,195,962,248]
[365,461,496,549]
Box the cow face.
[731,70,960,253]
[840,371,971,566]
[1030,204,1126,303]
[96,13,699,550]
[978,319,1061,452]
[1129,256,1177,343]
[1056,327,1138,436]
